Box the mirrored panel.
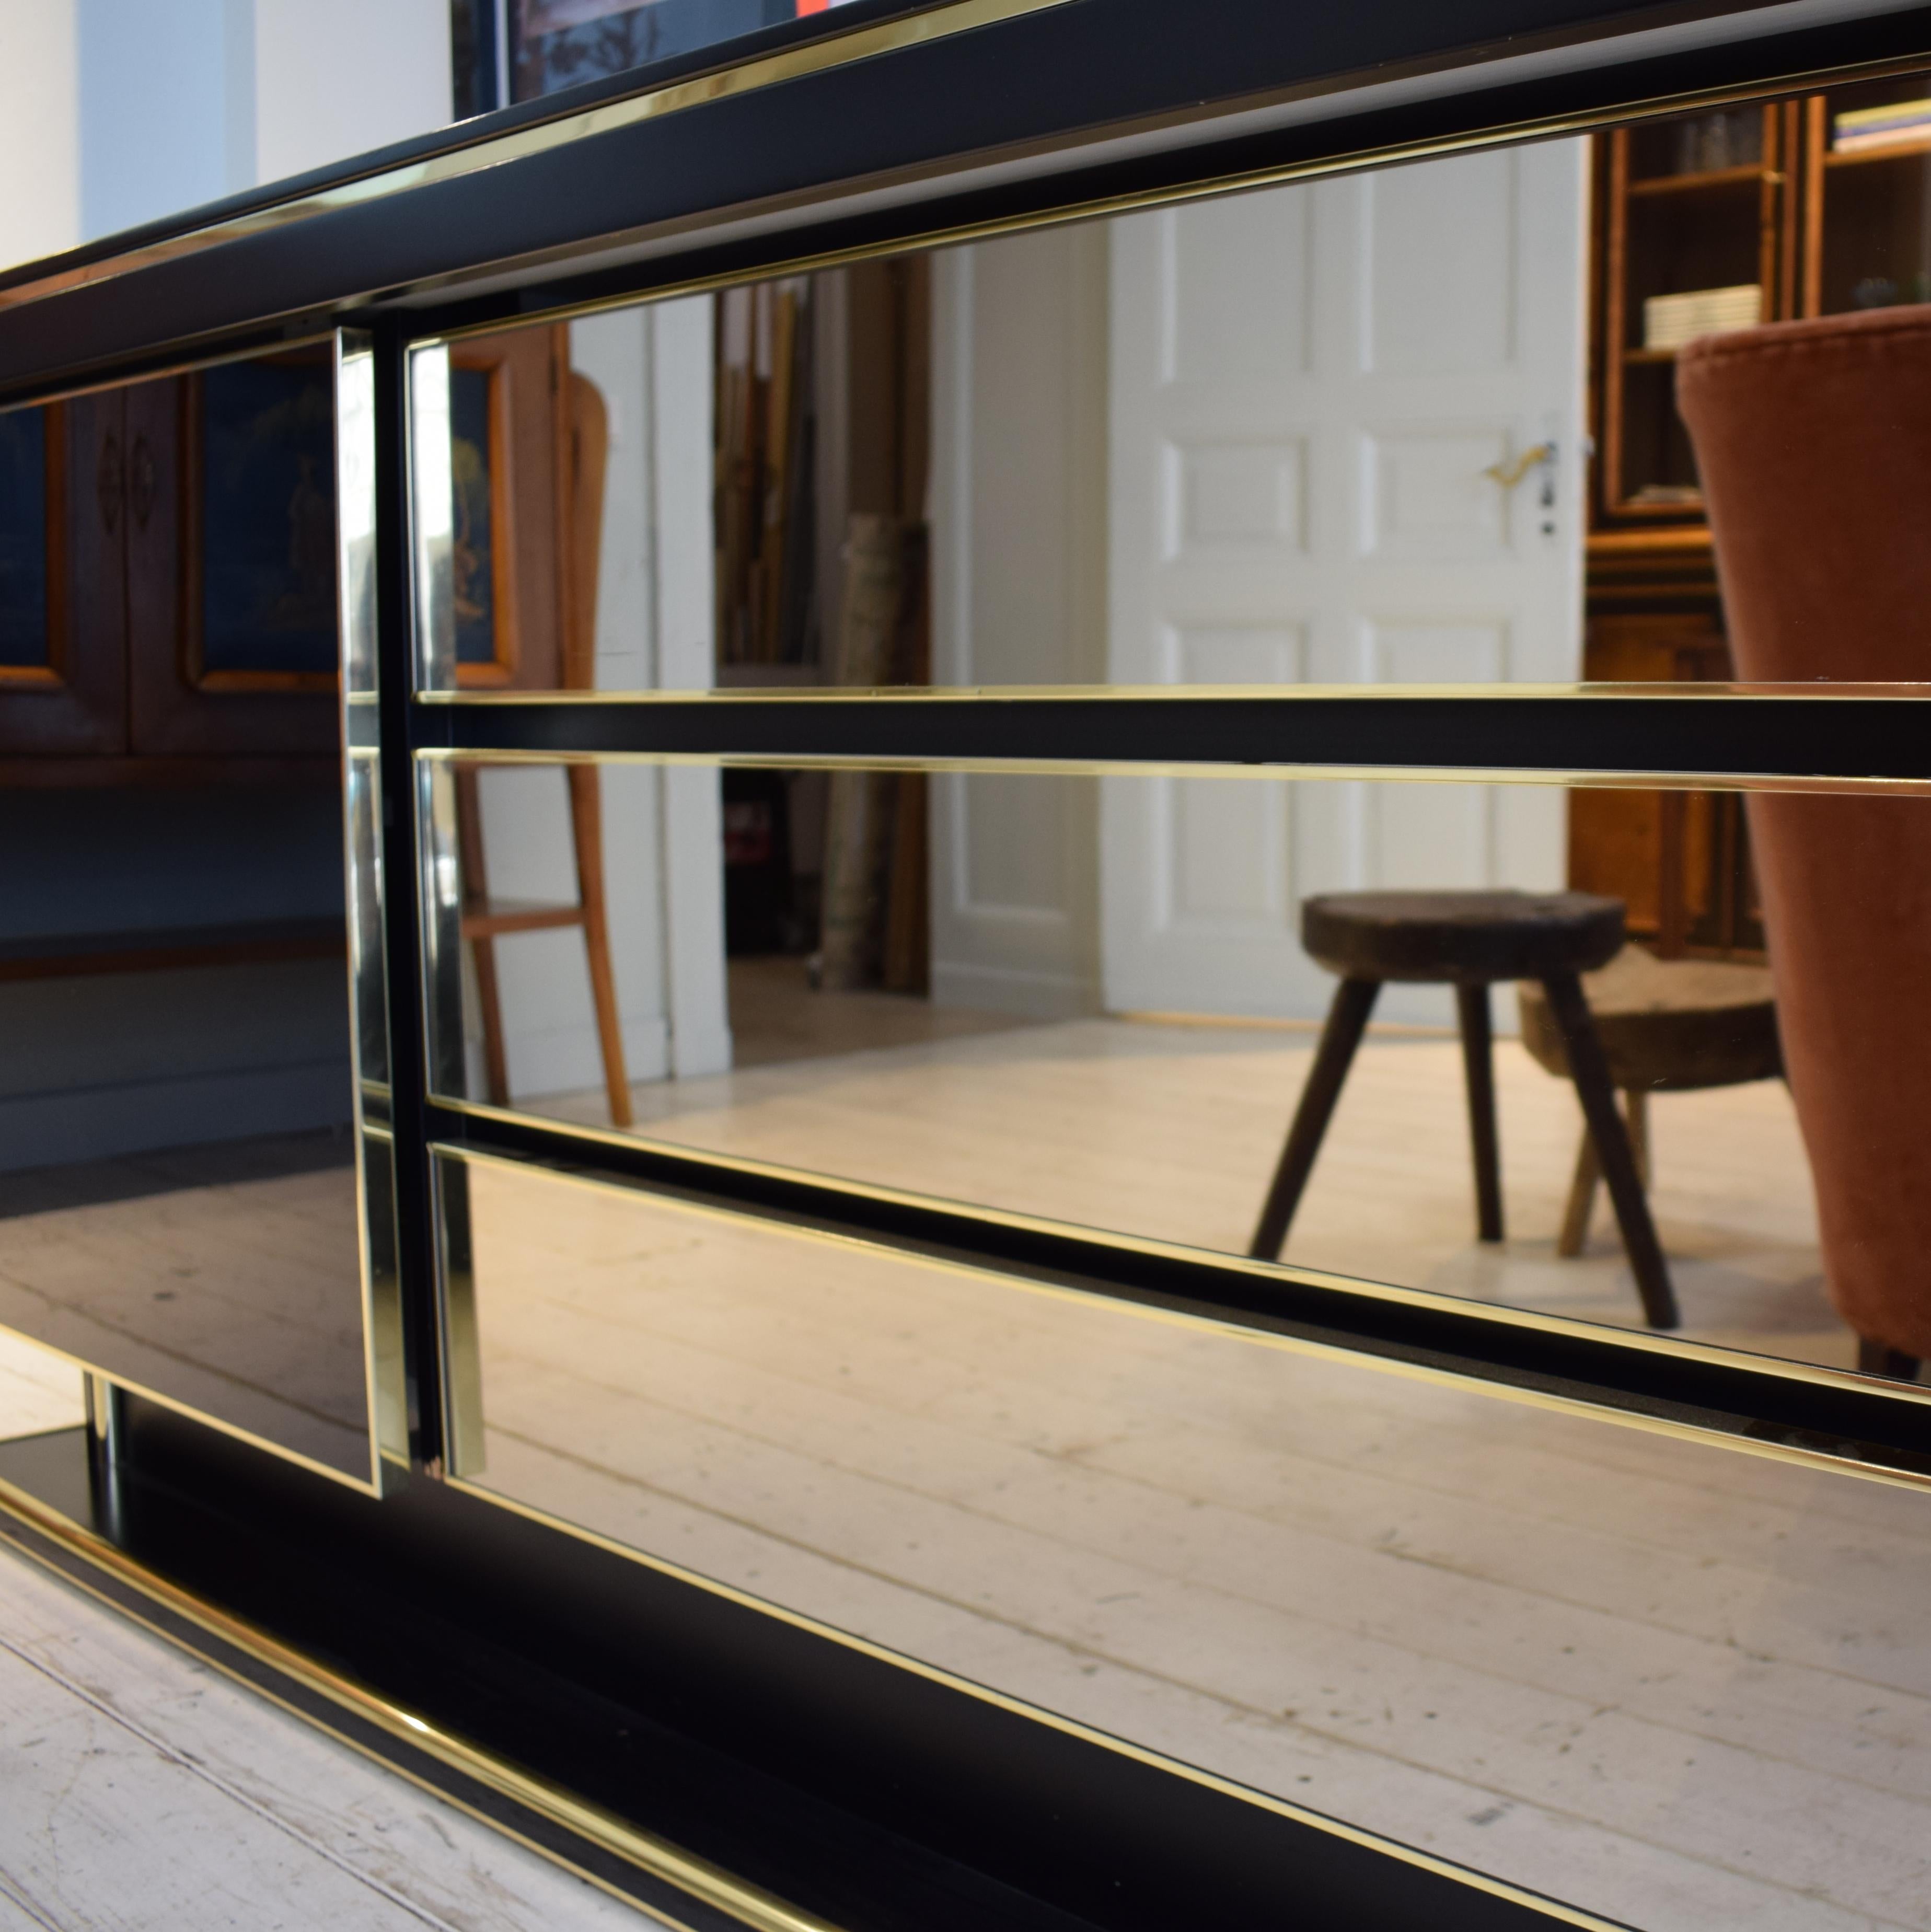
[0,339,397,1486]
[439,1146,1931,1932]
[413,71,1931,703]
[0,1328,84,1444]
[421,756,1931,1388]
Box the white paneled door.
[1102,144,1589,1023]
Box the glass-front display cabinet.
[5,5,1931,1929]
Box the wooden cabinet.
[1577,78,1931,955]
[1801,79,1931,316]
[1,353,349,774]
[0,327,585,782]
[1594,105,1797,535]
[0,395,126,756]
[132,353,341,758]
[1592,77,1931,545]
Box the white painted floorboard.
[0,1543,663,1932]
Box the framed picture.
[186,349,340,689]
[449,351,518,681]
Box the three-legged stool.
[1246,889,1678,1328]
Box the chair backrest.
[1678,309,1931,1356]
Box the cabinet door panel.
[0,396,126,756]
[128,367,339,757]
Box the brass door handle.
[1482,442,1555,489]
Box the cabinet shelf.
[1625,164,1776,196]
[1825,134,1931,167]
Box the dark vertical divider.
[373,325,443,1475]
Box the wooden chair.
[456,372,631,1128]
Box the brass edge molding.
[0,0,1074,323]
[433,1138,1931,1483]
[415,750,1931,799]
[418,33,1931,344]
[9,0,1930,354]
[413,680,1931,701]
[0,1471,843,1932]
[334,325,407,1490]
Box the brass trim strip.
[415,680,1931,702]
[0,0,1073,321]
[0,1468,843,1932]
[11,0,1931,352]
[418,37,1931,347]
[419,747,1931,800]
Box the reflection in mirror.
[415,70,1931,716]
[0,1328,84,1442]
[438,1146,1931,1932]
[0,344,393,1484]
[424,757,1931,1389]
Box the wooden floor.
[459,1150,1931,1931]
[0,1331,83,1441]
[0,1373,661,1929]
[2,992,1917,1931]
[541,1001,1847,1369]
[0,1133,371,1477]
[725,954,1034,1069]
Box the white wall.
[253,0,450,186]
[0,0,450,269]
[927,228,1107,1019]
[468,296,731,1103]
[0,3,79,270]
[76,0,256,239]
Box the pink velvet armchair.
[1677,306,1931,1376]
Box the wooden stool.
[1517,947,1779,1259]
[1248,889,1679,1328]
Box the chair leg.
[1455,982,1504,1243]
[1557,1090,1647,1259]
[567,763,633,1129]
[1540,971,1679,1328]
[1624,1085,1651,1188]
[1248,977,1380,1262]
[455,768,511,1108]
[1858,1338,1921,1381]
[1557,1128,1599,1258]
